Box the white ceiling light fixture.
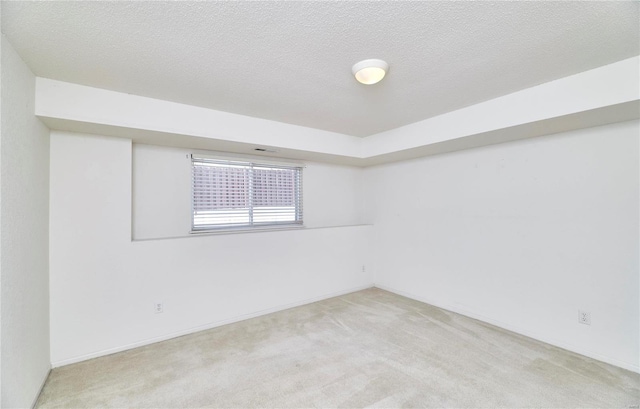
[352,59,389,85]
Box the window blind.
[191,156,303,231]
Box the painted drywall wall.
[0,35,51,407]
[50,131,372,366]
[133,144,365,240]
[364,120,640,372]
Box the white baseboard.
[51,284,374,368]
[31,366,51,409]
[51,282,638,374]
[374,284,640,374]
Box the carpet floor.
[36,288,639,408]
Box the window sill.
[189,224,305,236]
[131,224,372,242]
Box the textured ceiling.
[2,1,638,137]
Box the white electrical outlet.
[155,302,164,314]
[362,265,366,272]
[578,310,591,325]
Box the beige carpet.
[36,288,639,408]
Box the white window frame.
[190,155,304,233]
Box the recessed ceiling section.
[3,1,639,136]
[34,56,640,167]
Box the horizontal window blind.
[192,156,303,231]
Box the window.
[191,156,303,231]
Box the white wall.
[51,122,639,372]
[133,144,364,240]
[0,35,51,407]
[365,120,639,372]
[50,132,372,366]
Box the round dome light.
[352,59,389,85]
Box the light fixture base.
[352,59,389,85]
